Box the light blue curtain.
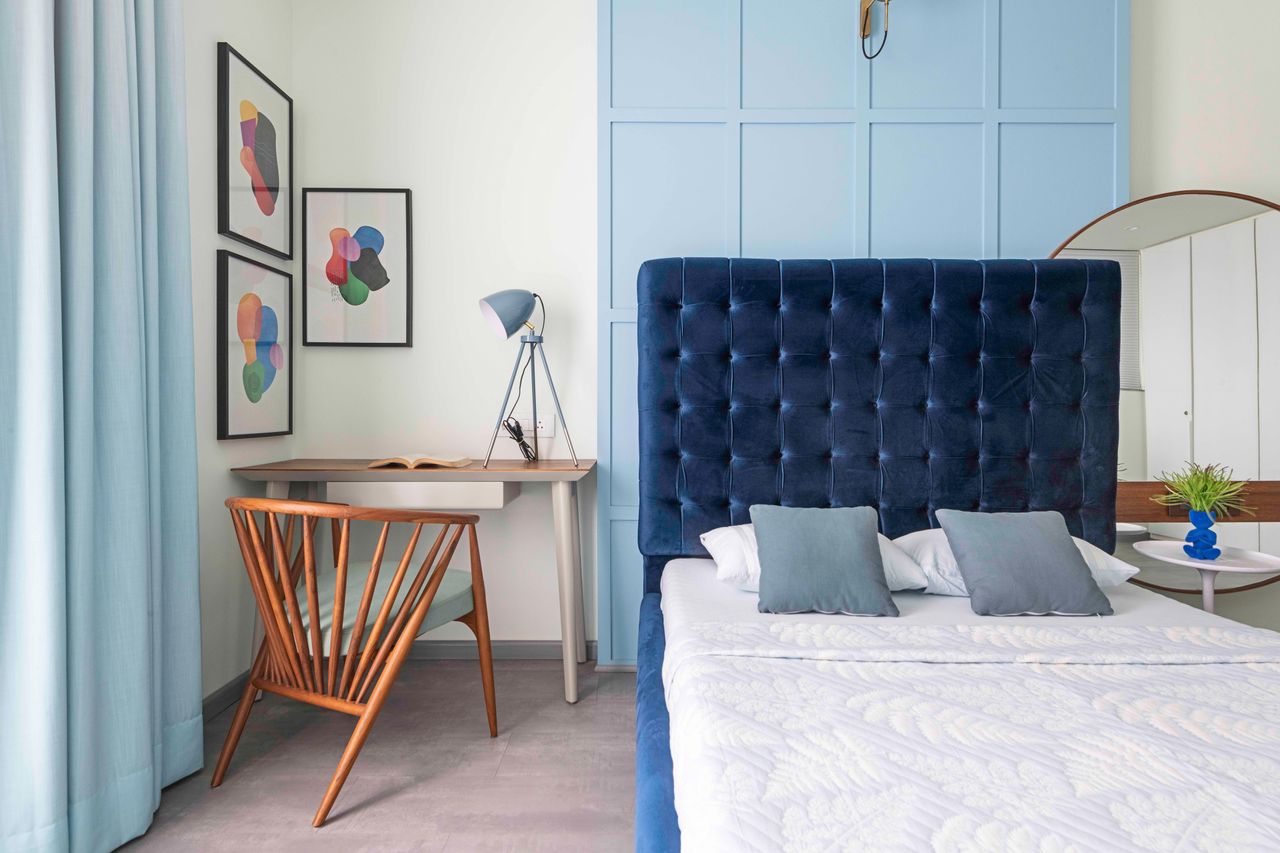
[0,0,203,850]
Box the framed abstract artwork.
[217,250,293,439]
[302,188,413,346]
[218,42,293,259]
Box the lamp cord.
[502,417,538,462]
[861,0,889,60]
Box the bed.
[633,258,1280,851]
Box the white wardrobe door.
[1140,237,1193,539]
[1257,211,1280,557]
[1192,218,1259,550]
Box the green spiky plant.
[1150,462,1255,518]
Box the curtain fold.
[0,0,203,850]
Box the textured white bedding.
[660,558,1280,852]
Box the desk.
[232,458,596,702]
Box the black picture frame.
[302,187,414,347]
[217,250,294,440]
[218,42,294,260]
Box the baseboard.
[408,639,599,661]
[593,663,637,673]
[203,672,251,720]
[201,640,600,717]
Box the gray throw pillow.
[934,509,1113,616]
[750,505,898,616]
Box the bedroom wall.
[596,0,1132,665]
[184,0,297,697]
[183,0,1280,693]
[186,0,595,699]
[1131,0,1280,201]
[287,0,597,648]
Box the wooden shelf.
[1117,480,1280,523]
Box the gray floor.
[125,660,636,852]
[120,540,1199,852]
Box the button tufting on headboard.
[636,257,1122,593]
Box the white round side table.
[1132,540,1280,614]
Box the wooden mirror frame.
[1050,188,1280,258]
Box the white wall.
[184,0,298,697]
[1132,0,1280,201]
[186,0,597,698]
[288,0,597,646]
[1132,0,1280,628]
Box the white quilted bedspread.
[664,620,1280,852]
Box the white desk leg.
[569,483,587,665]
[1200,569,1218,614]
[551,481,581,703]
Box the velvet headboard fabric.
[637,258,1121,593]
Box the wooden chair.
[211,498,497,826]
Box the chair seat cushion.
[300,561,475,654]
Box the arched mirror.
[1052,190,1280,598]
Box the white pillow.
[699,524,762,589]
[878,534,931,592]
[892,529,970,596]
[1076,537,1142,587]
[699,523,928,593]
[892,527,1139,595]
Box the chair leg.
[313,636,419,826]
[211,643,269,787]
[313,699,384,826]
[460,610,498,738]
[464,525,498,737]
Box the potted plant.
[1150,463,1254,560]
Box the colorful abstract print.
[325,225,389,306]
[237,294,283,403]
[239,100,280,216]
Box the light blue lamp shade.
[479,289,537,339]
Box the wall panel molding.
[597,0,1130,665]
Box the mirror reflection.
[1054,191,1280,555]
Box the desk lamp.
[478,289,579,469]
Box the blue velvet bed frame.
[633,258,1122,852]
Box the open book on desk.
[367,453,472,470]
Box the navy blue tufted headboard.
[636,258,1121,593]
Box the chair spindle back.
[226,498,479,706]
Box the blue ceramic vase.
[1184,509,1221,560]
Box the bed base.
[635,592,678,851]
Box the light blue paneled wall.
[869,123,985,257]
[597,0,1130,665]
[741,123,857,257]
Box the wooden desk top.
[232,458,596,484]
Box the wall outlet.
[511,411,555,438]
